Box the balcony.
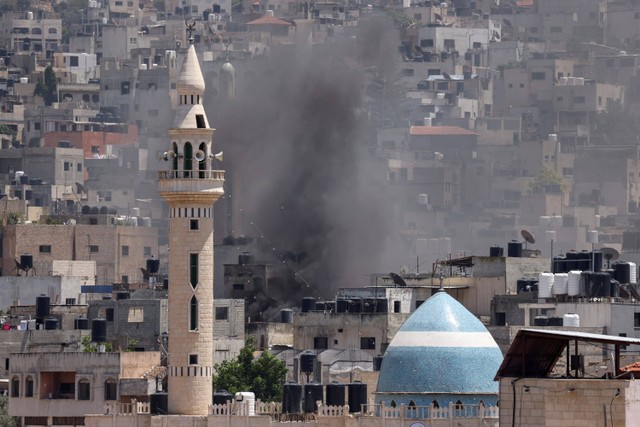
[157,170,224,180]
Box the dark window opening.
[215,307,229,320]
[122,245,129,256]
[11,377,19,397]
[106,308,114,321]
[190,219,199,230]
[393,301,401,313]
[360,337,376,350]
[25,377,33,397]
[40,245,51,253]
[190,254,198,288]
[78,380,90,400]
[314,337,328,349]
[104,380,117,400]
[195,115,206,128]
[189,354,198,365]
[190,296,198,330]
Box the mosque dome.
[375,291,503,407]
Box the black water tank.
[507,241,522,257]
[282,382,303,413]
[347,381,367,413]
[349,298,362,313]
[375,298,388,313]
[280,309,293,324]
[301,297,315,313]
[533,315,548,326]
[326,382,345,406]
[336,299,349,313]
[74,317,89,330]
[303,382,323,413]
[363,298,377,313]
[116,291,130,300]
[299,351,316,374]
[20,254,33,270]
[213,390,234,405]
[547,317,563,326]
[565,251,580,271]
[592,272,611,297]
[325,301,336,312]
[147,258,160,274]
[553,256,566,274]
[44,318,59,330]
[19,174,28,184]
[315,301,327,311]
[150,393,168,414]
[614,262,632,284]
[373,355,383,371]
[238,252,254,265]
[593,251,603,272]
[91,318,107,343]
[489,246,504,257]
[35,295,50,319]
[577,251,591,271]
[610,281,620,298]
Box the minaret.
[159,32,224,415]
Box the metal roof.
[494,329,640,380]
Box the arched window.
[431,400,439,408]
[82,94,90,102]
[25,376,34,397]
[91,94,99,103]
[78,379,90,400]
[184,142,193,175]
[390,400,396,408]
[198,142,206,178]
[408,400,416,408]
[190,296,198,331]
[104,379,117,400]
[31,28,42,35]
[11,376,19,397]
[172,142,178,172]
[48,28,57,34]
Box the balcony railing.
[104,400,150,415]
[158,170,225,180]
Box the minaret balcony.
[158,170,225,196]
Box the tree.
[34,66,58,106]
[529,167,568,194]
[212,337,287,402]
[0,395,18,427]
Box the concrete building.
[0,12,62,53]
[157,41,225,414]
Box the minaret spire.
[159,25,224,415]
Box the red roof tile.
[621,361,640,372]
[410,126,478,136]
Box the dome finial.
[185,19,196,45]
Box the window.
[106,308,114,321]
[69,56,79,66]
[233,283,244,291]
[77,163,82,172]
[64,161,70,171]
[314,337,328,349]
[34,122,41,130]
[104,380,117,400]
[634,312,640,328]
[11,377,19,397]
[574,96,586,104]
[48,27,57,34]
[91,146,100,154]
[360,337,376,350]
[121,245,129,256]
[443,39,455,50]
[215,307,229,320]
[393,301,401,313]
[190,296,198,330]
[189,354,198,365]
[66,298,76,305]
[121,81,130,95]
[190,254,198,288]
[121,275,128,284]
[39,245,51,253]
[78,379,90,400]
[128,307,144,322]
[90,245,99,253]
[190,219,199,230]
[420,39,434,47]
[531,72,546,80]
[195,115,206,128]
[144,246,152,257]
[25,376,33,397]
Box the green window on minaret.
[190,253,198,288]
[190,296,198,331]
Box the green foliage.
[82,335,113,352]
[34,66,58,106]
[0,395,18,427]
[590,100,640,146]
[127,338,138,352]
[529,167,568,194]
[0,125,16,136]
[212,337,287,402]
[7,213,25,225]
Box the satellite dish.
[601,247,620,269]
[399,265,410,275]
[521,229,536,245]
[389,272,407,287]
[195,150,206,162]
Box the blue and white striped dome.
[375,291,503,407]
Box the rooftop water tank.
[282,382,303,414]
[538,272,554,298]
[35,295,50,319]
[91,318,107,343]
[563,313,580,327]
[553,273,568,295]
[303,382,323,413]
[325,382,345,406]
[347,381,367,413]
[567,270,581,297]
[234,392,255,416]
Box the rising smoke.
[209,16,406,318]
